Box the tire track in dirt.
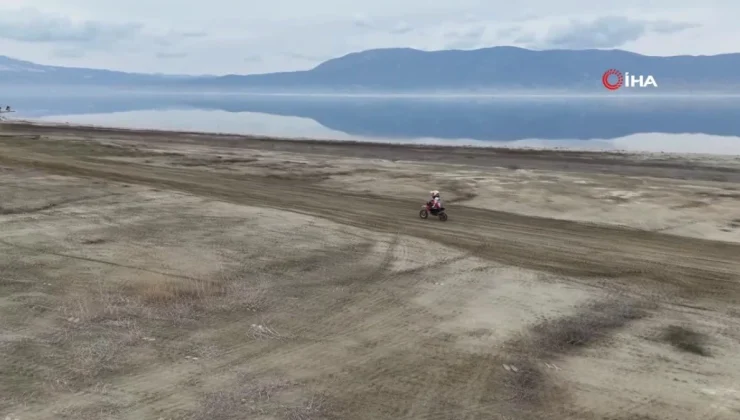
[105,238,418,417]
[2,152,739,303]
[101,240,393,412]
[221,234,439,376]
[65,231,451,416]
[0,238,199,282]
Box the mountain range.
[0,55,195,86]
[2,47,740,91]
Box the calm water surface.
[4,93,740,154]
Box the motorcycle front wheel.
[419,209,429,219]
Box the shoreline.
[5,119,740,161]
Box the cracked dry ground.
[1,123,740,420]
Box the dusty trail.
[2,150,738,302]
[2,124,740,420]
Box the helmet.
[430,190,440,197]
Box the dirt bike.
[419,203,448,221]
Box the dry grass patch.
[285,394,332,420]
[662,325,710,356]
[186,373,334,420]
[128,275,222,304]
[499,358,554,406]
[528,299,649,356]
[54,400,128,420]
[64,333,141,381]
[0,262,265,411]
[494,298,651,417]
[0,320,144,410]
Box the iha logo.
[602,69,658,90]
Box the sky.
[0,1,737,75]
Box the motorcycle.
[419,203,448,221]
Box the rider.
[427,190,442,209]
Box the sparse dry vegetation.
[188,375,295,420]
[494,298,649,413]
[663,325,711,356]
[185,372,332,420]
[1,123,740,419]
[528,299,649,356]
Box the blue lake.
[3,92,740,154]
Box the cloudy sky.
[0,1,736,75]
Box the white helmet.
[430,190,440,198]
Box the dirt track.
[2,122,740,419]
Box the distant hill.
[0,55,194,86]
[3,47,740,91]
[182,47,740,92]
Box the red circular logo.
[602,69,623,90]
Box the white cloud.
[0,1,737,74]
[539,16,701,49]
[0,8,142,44]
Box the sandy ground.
[1,122,740,420]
